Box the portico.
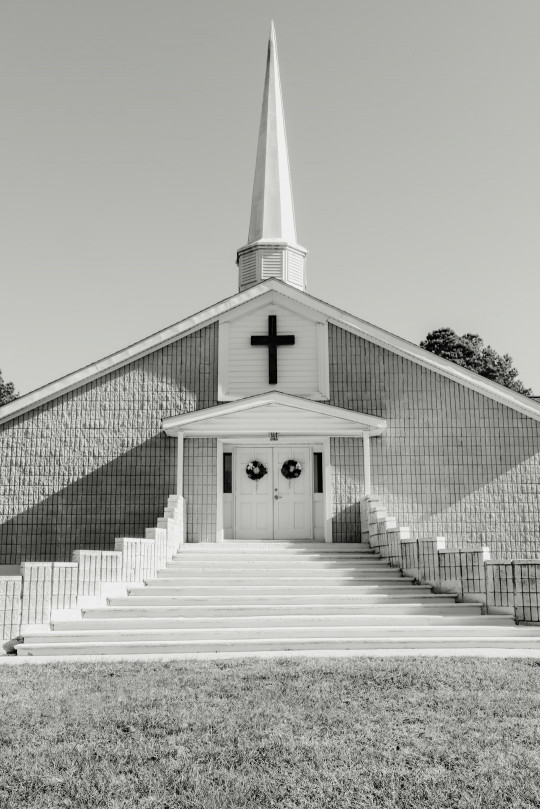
[163,393,386,543]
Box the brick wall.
[329,324,540,558]
[183,438,217,542]
[0,324,217,564]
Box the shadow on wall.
[372,433,540,558]
[0,436,176,565]
[329,324,540,558]
[332,501,364,543]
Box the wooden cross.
[251,315,295,384]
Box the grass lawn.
[1,657,540,808]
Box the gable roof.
[1,278,540,425]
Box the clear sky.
[1,1,539,396]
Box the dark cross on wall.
[251,315,295,384]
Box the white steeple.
[237,21,307,292]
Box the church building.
[1,23,540,568]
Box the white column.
[176,432,184,496]
[323,438,332,543]
[363,433,371,496]
[216,439,224,543]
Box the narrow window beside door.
[313,452,323,493]
[223,452,232,493]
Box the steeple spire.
[237,21,307,292]
[248,20,296,245]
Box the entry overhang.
[162,392,386,438]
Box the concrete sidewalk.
[3,648,540,664]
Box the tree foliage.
[420,328,532,395]
[0,369,17,406]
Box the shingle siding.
[183,438,217,543]
[329,323,540,558]
[331,437,364,543]
[0,324,218,563]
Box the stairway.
[15,542,540,657]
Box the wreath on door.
[246,461,268,481]
[281,459,302,480]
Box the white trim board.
[2,279,540,425]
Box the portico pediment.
[162,392,386,437]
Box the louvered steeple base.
[237,240,307,292]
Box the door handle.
[274,495,282,500]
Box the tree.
[0,369,17,406]
[420,328,532,395]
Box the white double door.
[234,446,312,540]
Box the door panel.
[234,447,273,539]
[234,445,312,540]
[273,446,311,540]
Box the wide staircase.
[16,541,540,656]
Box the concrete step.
[161,562,400,571]
[54,613,505,631]
[192,541,368,547]
[164,561,390,572]
[146,573,409,586]
[16,632,540,656]
[88,599,477,619]
[221,541,370,546]
[128,582,420,597]
[175,545,372,556]
[172,554,378,562]
[111,590,453,606]
[25,624,528,645]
